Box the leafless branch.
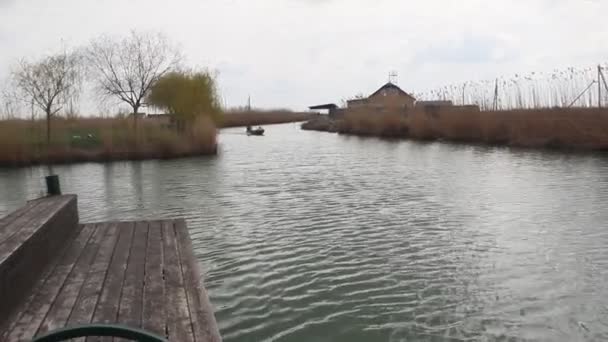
[85,30,182,121]
[11,49,82,141]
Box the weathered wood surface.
[0,217,221,342]
[0,195,79,330]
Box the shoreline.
[0,116,219,168]
[220,111,316,128]
[301,108,608,151]
[0,111,313,168]
[0,145,218,168]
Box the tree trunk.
[133,105,140,130]
[46,110,51,145]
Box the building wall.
[346,98,368,108]
[367,88,415,110]
[329,108,346,119]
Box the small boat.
[246,126,265,136]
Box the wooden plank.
[5,223,96,341]
[162,221,194,342]
[0,195,72,235]
[0,196,72,262]
[1,217,221,342]
[36,223,105,335]
[67,223,119,325]
[142,221,167,338]
[174,219,222,342]
[0,225,83,340]
[87,222,135,342]
[114,221,149,342]
[0,196,78,327]
[0,199,51,247]
[66,223,119,342]
[0,200,39,233]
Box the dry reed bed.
[305,108,608,150]
[415,63,608,110]
[221,110,316,128]
[0,117,217,167]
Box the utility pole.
[600,66,608,106]
[492,79,499,111]
[599,65,602,108]
[462,82,467,105]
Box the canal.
[1,123,608,341]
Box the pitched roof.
[309,103,338,110]
[370,82,416,100]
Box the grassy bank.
[0,117,217,167]
[302,108,608,150]
[221,110,316,128]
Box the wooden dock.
[0,195,221,342]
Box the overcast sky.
[1,0,608,113]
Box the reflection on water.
[2,123,608,341]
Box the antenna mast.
[388,71,398,84]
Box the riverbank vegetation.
[414,64,608,110]
[304,63,608,150]
[0,31,222,167]
[220,110,315,128]
[303,107,608,150]
[0,116,217,167]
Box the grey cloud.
[412,34,518,65]
[0,0,15,8]
[1,0,608,112]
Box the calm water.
[2,124,608,341]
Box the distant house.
[309,80,485,119]
[309,103,340,117]
[347,82,416,111]
[345,98,368,108]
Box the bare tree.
[13,51,81,143]
[86,31,182,127]
[1,80,20,119]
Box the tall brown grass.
[0,116,217,167]
[312,107,608,150]
[221,110,315,128]
[336,108,409,138]
[416,63,608,110]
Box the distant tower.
[247,95,251,112]
[388,71,398,84]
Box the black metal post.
[45,175,61,196]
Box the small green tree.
[147,70,222,130]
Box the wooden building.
[309,103,338,116]
[309,81,482,120]
[347,82,416,112]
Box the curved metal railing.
[32,324,168,342]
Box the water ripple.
[2,125,608,341]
